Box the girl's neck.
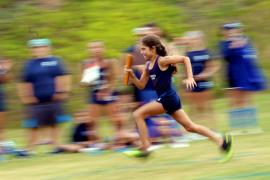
[150,54,158,63]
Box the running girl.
[124,35,232,162]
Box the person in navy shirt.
[182,31,219,129]
[0,57,13,150]
[124,35,232,162]
[220,23,266,99]
[219,22,267,130]
[17,38,71,155]
[125,26,152,66]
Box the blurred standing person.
[126,23,179,66]
[172,36,190,56]
[17,38,71,155]
[143,23,182,93]
[80,41,125,142]
[182,31,219,129]
[143,22,178,55]
[143,23,168,42]
[126,26,152,66]
[124,26,153,107]
[0,58,13,150]
[219,22,267,132]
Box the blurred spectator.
[126,26,152,65]
[0,57,14,151]
[181,31,219,129]
[143,22,179,55]
[80,41,125,142]
[143,23,166,53]
[56,110,139,153]
[219,22,267,131]
[126,23,178,65]
[17,38,71,155]
[146,115,182,144]
[172,36,190,55]
[53,110,98,153]
[143,22,169,42]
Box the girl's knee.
[133,111,145,121]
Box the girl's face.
[140,43,155,60]
[31,46,51,58]
[88,42,104,57]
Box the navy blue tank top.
[146,56,175,96]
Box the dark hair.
[141,35,177,74]
[141,35,167,56]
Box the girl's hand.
[124,66,135,79]
[182,77,197,91]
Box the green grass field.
[0,92,269,180]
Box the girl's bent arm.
[160,55,193,79]
[124,67,149,89]
[159,55,188,65]
[159,55,196,91]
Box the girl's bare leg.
[133,101,165,151]
[171,109,222,145]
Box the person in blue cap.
[17,38,72,155]
[219,22,267,130]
